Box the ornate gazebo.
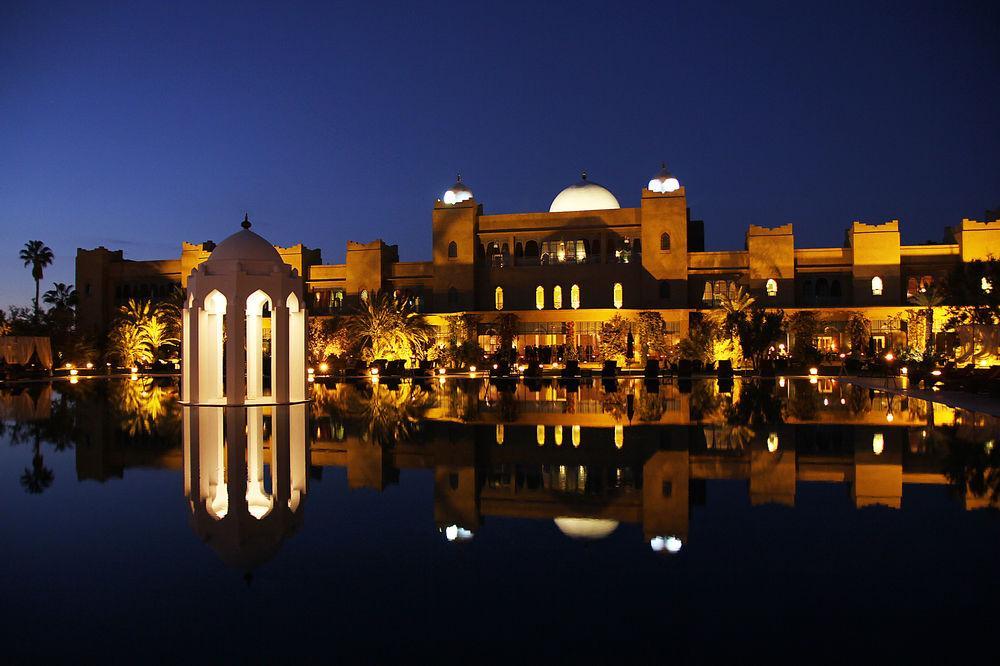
[182,216,307,405]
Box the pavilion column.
[271,303,289,403]
[184,306,200,403]
[225,298,247,405]
[272,405,291,506]
[246,308,263,401]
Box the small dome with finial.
[206,214,284,267]
[443,174,474,205]
[648,163,680,193]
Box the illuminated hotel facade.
[76,167,1000,354]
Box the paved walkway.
[843,376,1000,417]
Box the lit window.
[553,285,563,309]
[766,278,778,296]
[572,425,581,447]
[660,233,670,250]
[871,276,883,296]
[982,277,993,294]
[447,241,457,259]
[360,289,369,303]
[536,425,545,446]
[613,283,623,309]
[872,432,884,455]
[554,426,563,446]
[571,284,580,309]
[535,286,544,310]
[494,286,503,311]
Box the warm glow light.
[614,425,624,449]
[979,359,989,367]
[871,276,883,296]
[438,367,446,375]
[496,424,504,445]
[318,362,329,373]
[65,362,72,369]
[553,285,563,310]
[767,432,779,453]
[571,284,580,309]
[130,373,138,381]
[840,398,846,405]
[535,285,545,310]
[86,362,94,369]
[810,377,818,385]
[884,352,894,362]
[572,425,581,447]
[901,366,907,375]
[765,278,777,297]
[537,425,546,446]
[886,412,894,423]
[872,433,885,455]
[823,398,829,406]
[613,283,623,309]
[931,369,942,376]
[308,367,315,374]
[809,367,818,376]
[370,367,379,376]
[495,286,503,310]
[70,377,78,384]
[779,377,786,388]
[130,366,138,373]
[554,425,563,446]
[469,365,476,374]
[444,524,473,541]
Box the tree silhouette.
[19,240,54,319]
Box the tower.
[432,176,479,311]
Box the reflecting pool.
[3,376,1000,660]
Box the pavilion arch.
[286,292,306,403]
[245,289,274,403]
[196,290,228,404]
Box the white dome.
[207,216,284,267]
[553,517,619,540]
[648,163,680,193]
[549,172,620,213]
[443,175,473,205]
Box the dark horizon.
[2,0,998,308]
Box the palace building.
[76,166,1000,355]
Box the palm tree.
[711,286,755,338]
[43,282,77,311]
[346,293,436,363]
[19,240,54,318]
[909,286,944,357]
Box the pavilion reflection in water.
[182,404,308,570]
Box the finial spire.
[456,173,462,183]
[241,213,251,230]
[581,170,588,181]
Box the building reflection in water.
[6,375,1000,568]
[182,404,308,570]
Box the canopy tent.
[0,336,53,370]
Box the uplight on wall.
[767,432,779,453]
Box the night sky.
[1,0,997,309]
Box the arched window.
[830,279,841,298]
[906,277,918,298]
[702,282,713,304]
[514,242,523,258]
[765,279,777,297]
[660,233,671,250]
[494,287,504,311]
[659,281,671,299]
[871,276,883,296]
[613,283,623,309]
[448,287,458,307]
[816,278,829,297]
[571,284,580,309]
[447,241,457,259]
[606,238,617,262]
[535,286,544,310]
[714,280,727,304]
[525,240,539,258]
[553,285,563,310]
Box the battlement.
[747,223,793,236]
[851,220,899,234]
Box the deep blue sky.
[1,0,997,309]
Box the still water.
[2,376,999,660]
